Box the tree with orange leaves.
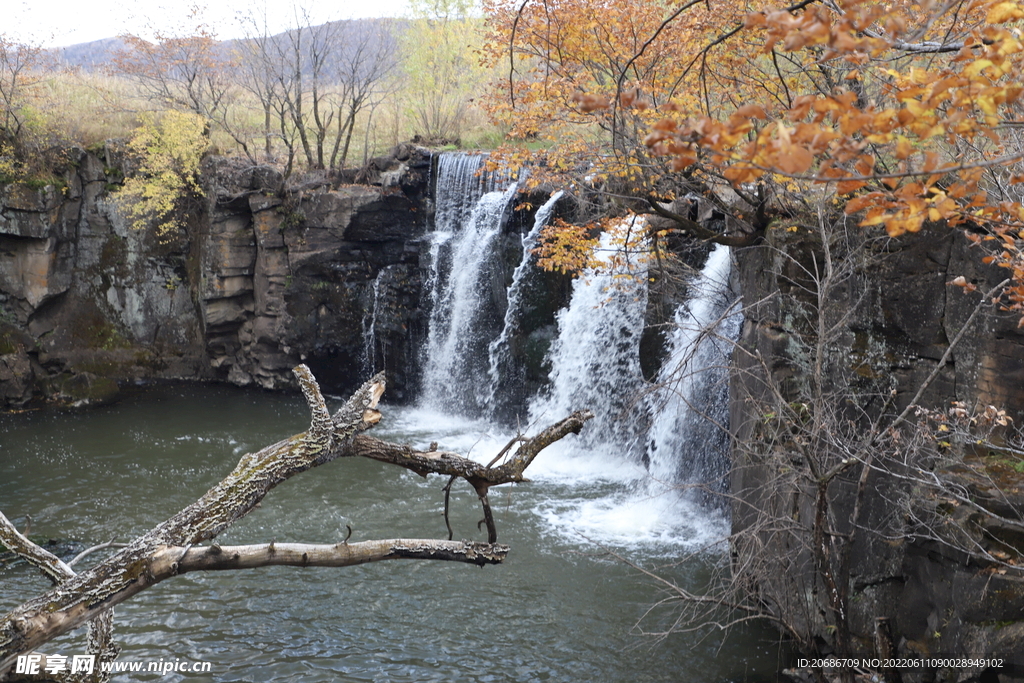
[485,0,1024,674]
[484,0,1024,319]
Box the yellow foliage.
[534,219,600,275]
[116,110,208,236]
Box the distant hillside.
[53,37,127,69]
[50,18,407,72]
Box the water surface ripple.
[1,385,786,681]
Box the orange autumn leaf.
[775,146,814,175]
[482,0,1024,322]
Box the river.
[1,383,787,682]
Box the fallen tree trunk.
[0,366,593,680]
[154,539,511,572]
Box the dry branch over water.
[0,366,592,680]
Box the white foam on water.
[535,486,730,551]
[381,405,728,554]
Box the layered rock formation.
[0,145,432,408]
[199,150,428,397]
[731,225,1024,676]
[1,151,203,407]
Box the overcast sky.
[5,0,411,47]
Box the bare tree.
[234,11,282,161]
[112,30,230,120]
[328,20,400,170]
[0,35,54,154]
[0,366,592,681]
[235,9,304,176]
[238,9,341,172]
[234,8,337,173]
[110,19,260,163]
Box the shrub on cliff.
[115,110,207,238]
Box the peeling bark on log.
[0,368,592,679]
[0,512,119,681]
[155,540,510,573]
[0,512,75,584]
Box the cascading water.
[362,269,385,375]
[485,190,563,415]
[420,153,518,415]
[414,157,736,549]
[362,265,404,376]
[645,245,742,506]
[431,152,508,230]
[526,219,650,455]
[519,225,736,546]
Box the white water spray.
[420,154,517,414]
[527,219,649,455]
[646,246,740,494]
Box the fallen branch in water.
[0,366,592,680]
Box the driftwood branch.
[154,540,509,573]
[349,408,594,545]
[0,514,120,681]
[0,368,591,679]
[348,409,594,487]
[68,543,130,568]
[0,512,75,584]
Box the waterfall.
[362,270,385,375]
[485,190,563,415]
[411,168,738,547]
[527,219,650,454]
[432,153,508,230]
[420,154,517,415]
[645,245,741,503]
[362,266,404,376]
[521,231,735,546]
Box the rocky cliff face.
[1,151,204,407]
[0,145,432,408]
[199,149,429,398]
[731,225,1024,675]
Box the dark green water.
[1,384,788,681]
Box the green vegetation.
[402,0,492,145]
[278,209,306,230]
[115,111,207,236]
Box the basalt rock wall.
[200,149,430,399]
[1,150,204,407]
[730,225,1024,677]
[0,144,432,408]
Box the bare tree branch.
[0,367,591,678]
[158,539,509,573]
